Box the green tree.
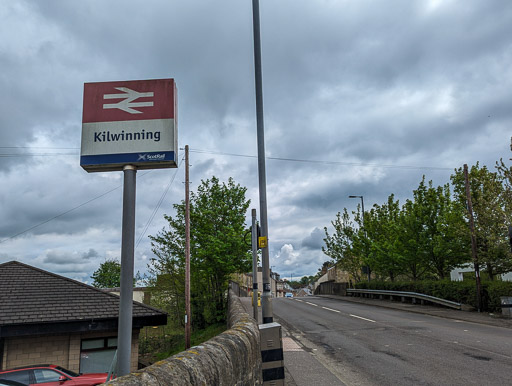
[451,162,512,279]
[323,209,363,282]
[401,178,468,280]
[148,176,251,328]
[91,258,122,288]
[365,195,404,281]
[91,258,142,288]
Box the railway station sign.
[81,78,177,172]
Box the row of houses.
[312,263,512,293]
[232,268,318,298]
[233,267,291,298]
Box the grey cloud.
[1,0,511,282]
[301,228,325,250]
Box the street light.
[348,195,371,282]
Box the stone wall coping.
[104,289,262,385]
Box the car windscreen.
[55,367,79,378]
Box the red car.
[0,365,109,386]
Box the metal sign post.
[81,78,178,376]
[117,165,136,376]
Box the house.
[296,288,312,297]
[0,261,167,373]
[103,287,151,305]
[450,264,512,281]
[231,268,285,298]
[313,265,352,292]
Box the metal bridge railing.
[346,288,462,310]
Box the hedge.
[355,280,512,312]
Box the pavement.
[239,294,512,385]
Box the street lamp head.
[348,195,363,199]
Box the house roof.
[0,261,166,336]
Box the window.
[0,370,31,384]
[80,337,117,374]
[34,369,63,384]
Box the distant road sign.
[81,78,178,172]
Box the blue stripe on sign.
[80,151,175,166]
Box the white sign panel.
[81,79,178,172]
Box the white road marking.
[306,302,318,307]
[350,314,376,323]
[322,306,341,313]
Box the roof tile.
[0,261,166,326]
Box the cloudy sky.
[1,0,511,284]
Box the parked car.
[0,380,27,386]
[285,292,293,298]
[0,365,108,386]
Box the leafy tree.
[323,209,363,282]
[451,163,512,279]
[299,275,316,286]
[365,195,404,281]
[148,177,251,328]
[91,258,122,288]
[401,178,468,280]
[91,258,142,288]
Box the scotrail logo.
[138,153,166,161]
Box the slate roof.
[0,261,166,327]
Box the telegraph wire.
[189,148,453,171]
[0,170,153,244]
[135,156,184,249]
[0,146,79,150]
[0,185,122,244]
[0,146,452,171]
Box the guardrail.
[347,288,462,310]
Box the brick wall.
[2,330,139,373]
[3,335,72,370]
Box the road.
[273,296,512,386]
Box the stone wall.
[314,281,348,296]
[106,290,262,386]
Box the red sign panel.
[81,78,178,172]
[82,79,176,124]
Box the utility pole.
[185,145,191,348]
[252,0,273,323]
[464,164,482,312]
[349,195,370,282]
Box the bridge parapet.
[105,289,262,385]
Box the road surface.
[273,296,512,386]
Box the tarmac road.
[272,295,512,386]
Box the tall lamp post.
[349,195,371,282]
[252,0,273,323]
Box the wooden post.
[185,145,191,348]
[464,164,483,312]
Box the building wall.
[2,330,139,373]
[108,289,147,304]
[451,264,512,281]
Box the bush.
[355,280,512,312]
